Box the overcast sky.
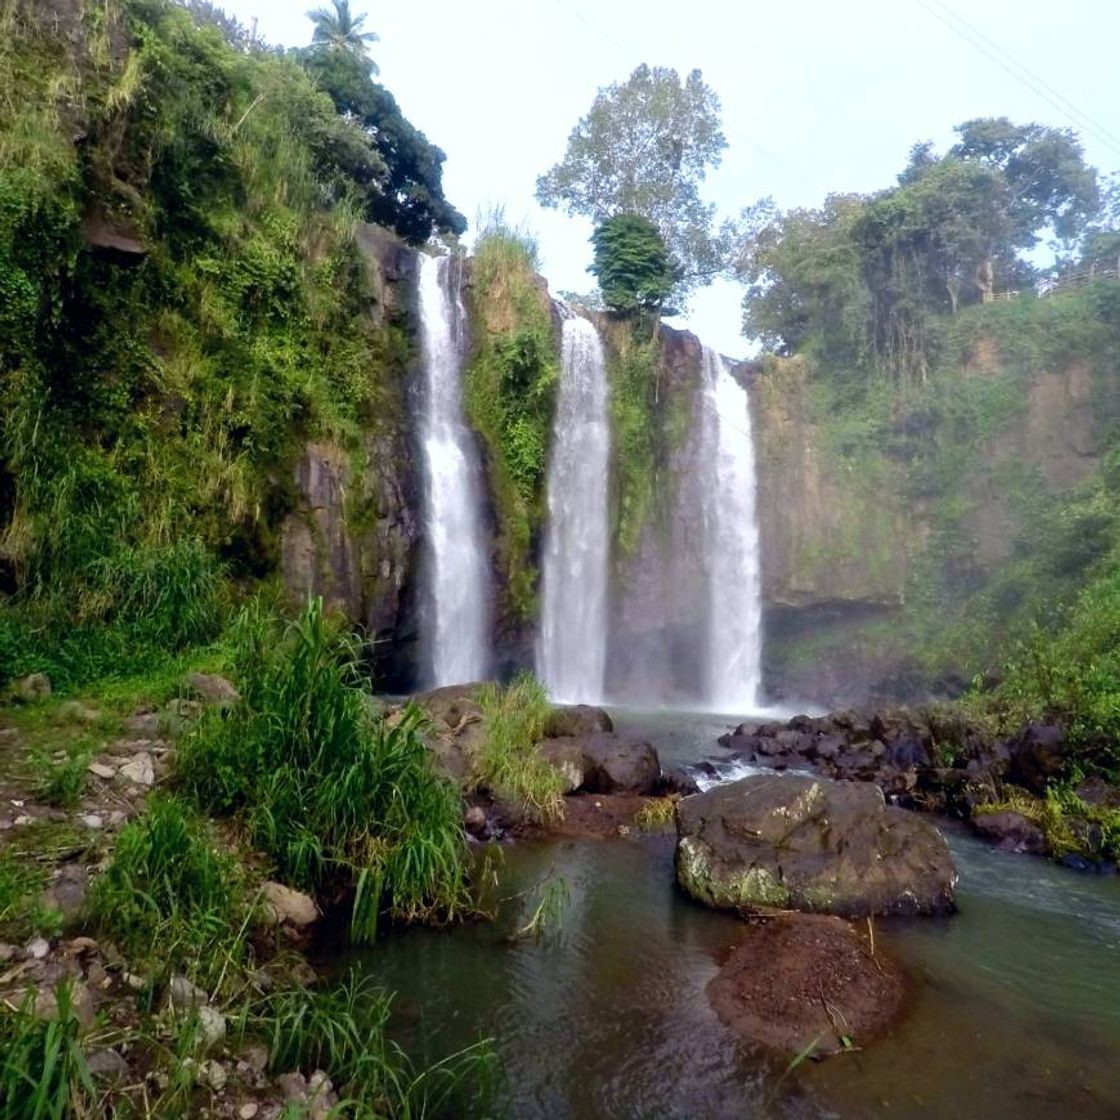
[219,0,1120,356]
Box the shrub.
[177,598,470,940]
[590,214,679,315]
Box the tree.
[306,0,380,70]
[536,64,727,302]
[304,49,465,243]
[589,214,679,315]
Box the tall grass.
[473,675,564,824]
[177,598,470,941]
[0,982,95,1120]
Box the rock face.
[709,913,908,1056]
[675,774,956,917]
[540,733,661,795]
[543,705,613,738]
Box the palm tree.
[306,0,380,71]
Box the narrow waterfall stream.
[416,254,489,686]
[537,315,610,703]
[696,347,763,710]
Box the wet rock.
[1007,723,1067,794]
[543,704,613,739]
[709,913,907,1056]
[260,882,319,928]
[970,811,1047,855]
[582,734,661,794]
[675,774,956,917]
[183,672,240,707]
[463,805,488,834]
[539,739,589,793]
[11,673,51,702]
[663,768,701,796]
[118,754,155,787]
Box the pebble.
[80,814,104,829]
[118,754,155,787]
[26,937,50,960]
[88,763,116,780]
[239,1104,259,1119]
[13,815,31,827]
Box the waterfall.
[417,254,489,686]
[537,315,610,703]
[696,346,763,711]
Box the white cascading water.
[696,346,763,711]
[417,254,489,686]
[537,315,610,703]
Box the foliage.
[0,854,59,943]
[737,117,1101,385]
[89,792,243,957]
[537,63,729,302]
[473,675,564,823]
[464,217,558,621]
[30,740,93,809]
[975,787,1120,862]
[634,795,676,830]
[307,0,380,69]
[177,598,470,941]
[305,47,465,243]
[0,982,95,1120]
[590,214,679,315]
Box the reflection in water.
[349,711,1120,1120]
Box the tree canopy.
[536,64,728,303]
[736,117,1103,384]
[589,214,679,315]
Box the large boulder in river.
[543,704,613,739]
[540,733,660,794]
[675,774,956,917]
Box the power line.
[925,0,1120,154]
[912,0,1120,162]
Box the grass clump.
[0,854,59,942]
[29,741,93,809]
[634,795,677,831]
[0,981,95,1120]
[177,598,470,941]
[473,675,564,824]
[974,786,1120,862]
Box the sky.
[219,0,1120,357]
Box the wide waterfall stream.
[349,710,1120,1120]
[537,314,610,704]
[416,254,489,686]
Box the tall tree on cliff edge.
[536,64,729,305]
[307,0,380,70]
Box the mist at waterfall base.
[416,255,490,688]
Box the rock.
[197,1006,227,1048]
[58,701,100,725]
[124,711,164,737]
[663,768,701,796]
[675,774,956,917]
[183,672,241,707]
[12,673,51,702]
[463,805,487,834]
[200,1059,227,1091]
[1074,777,1120,810]
[277,1071,338,1119]
[88,1048,131,1082]
[26,937,50,960]
[34,982,96,1028]
[970,810,1047,855]
[260,882,319,928]
[1007,723,1067,794]
[708,913,908,1056]
[538,739,589,793]
[0,943,17,962]
[239,1105,260,1119]
[168,976,209,1011]
[412,684,485,730]
[80,814,103,830]
[118,754,155,787]
[41,864,89,924]
[542,705,613,739]
[581,734,661,794]
[87,761,116,779]
[165,697,202,722]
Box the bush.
[590,213,679,314]
[177,598,470,940]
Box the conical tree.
[306,0,380,71]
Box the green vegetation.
[178,598,470,941]
[0,854,60,943]
[464,217,558,621]
[0,982,94,1120]
[537,63,729,304]
[634,795,677,830]
[473,674,565,823]
[975,787,1120,861]
[0,0,462,694]
[590,214,679,315]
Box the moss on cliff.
[463,227,558,622]
[0,0,415,689]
